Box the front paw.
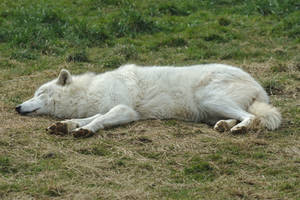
[46,122,69,136]
[72,128,95,138]
[60,120,80,132]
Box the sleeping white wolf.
[16,64,281,138]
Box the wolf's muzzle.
[15,105,21,114]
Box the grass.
[0,0,300,199]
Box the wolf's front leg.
[71,104,140,138]
[47,114,103,136]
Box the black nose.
[15,105,21,114]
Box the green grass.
[0,0,299,199]
[0,0,299,64]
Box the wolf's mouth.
[16,107,40,115]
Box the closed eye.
[36,91,44,97]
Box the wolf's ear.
[57,69,72,86]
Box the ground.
[0,0,299,199]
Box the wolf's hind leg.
[72,104,140,138]
[230,117,260,134]
[214,119,238,132]
[204,99,256,134]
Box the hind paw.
[72,128,95,138]
[46,122,69,136]
[214,119,238,132]
[214,120,230,132]
[230,125,248,134]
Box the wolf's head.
[15,69,73,116]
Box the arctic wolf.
[16,64,281,137]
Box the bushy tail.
[248,101,281,130]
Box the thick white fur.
[17,64,281,134]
